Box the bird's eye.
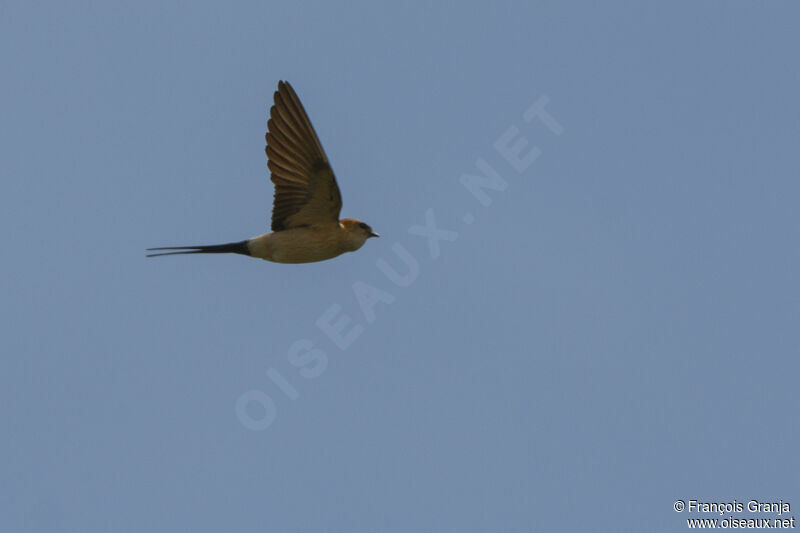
[358,223,368,230]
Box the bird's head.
[340,218,379,250]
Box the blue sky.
[2,1,799,531]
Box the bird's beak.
[369,231,380,238]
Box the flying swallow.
[147,81,378,263]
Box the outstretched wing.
[265,81,343,231]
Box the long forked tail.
[147,240,250,258]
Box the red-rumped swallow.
[148,81,378,263]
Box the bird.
[147,81,378,263]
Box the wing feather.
[265,81,342,231]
